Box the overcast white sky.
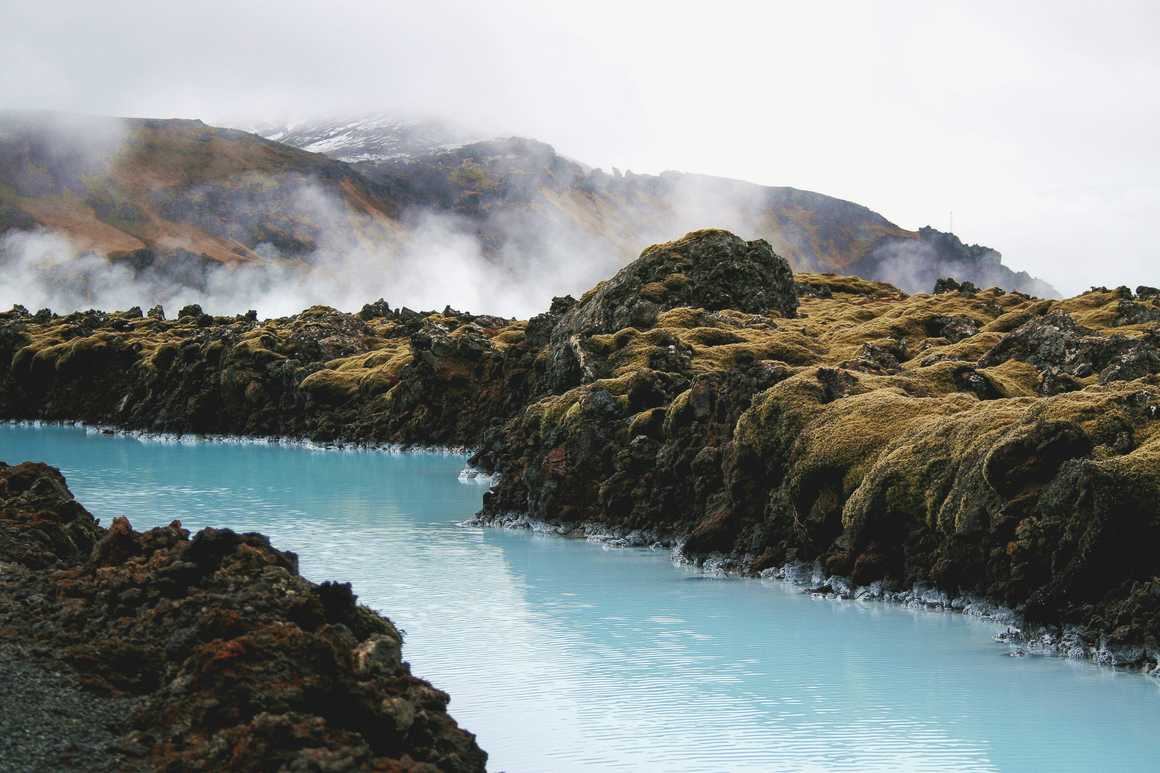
[2,0,1157,294]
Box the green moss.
[982,300,1053,333]
[905,332,1005,366]
[490,323,526,351]
[298,338,413,401]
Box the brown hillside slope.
[1,114,1056,299]
[0,112,403,269]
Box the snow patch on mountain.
[251,114,480,163]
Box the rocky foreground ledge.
[0,461,487,771]
[2,228,1160,672]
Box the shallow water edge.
[1,418,473,456]
[473,510,1160,680]
[6,418,1158,682]
[7,420,1160,771]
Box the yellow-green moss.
[978,359,1041,397]
[795,272,902,298]
[298,338,413,400]
[638,282,668,302]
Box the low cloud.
[866,237,1058,297]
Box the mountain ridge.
[0,111,403,265]
[0,111,1058,314]
[250,114,480,164]
[352,134,1058,296]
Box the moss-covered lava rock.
[546,229,798,389]
[3,228,1159,669]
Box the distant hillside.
[0,112,1057,310]
[355,137,1057,297]
[0,111,402,276]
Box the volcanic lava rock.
[934,277,978,295]
[3,229,1160,665]
[1112,299,1160,327]
[977,312,1160,387]
[977,312,1097,374]
[547,229,798,389]
[924,314,981,343]
[358,298,392,320]
[0,461,102,568]
[0,461,487,772]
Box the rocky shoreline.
[0,460,487,771]
[3,227,1160,708]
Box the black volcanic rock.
[358,298,392,320]
[933,277,979,296]
[977,311,1160,387]
[978,312,1100,374]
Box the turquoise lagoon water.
[2,423,1157,772]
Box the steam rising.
[1,227,549,320]
[0,124,799,319]
[866,239,1057,301]
[3,3,1158,295]
[0,191,628,320]
[0,113,624,318]
[0,159,1058,319]
[0,111,1060,319]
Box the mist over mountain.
[0,111,1056,318]
[351,133,1057,298]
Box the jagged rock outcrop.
[472,248,1160,667]
[0,461,486,772]
[978,310,1160,389]
[934,277,979,296]
[547,229,797,389]
[0,302,528,446]
[0,460,103,568]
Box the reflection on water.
[3,424,1158,772]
